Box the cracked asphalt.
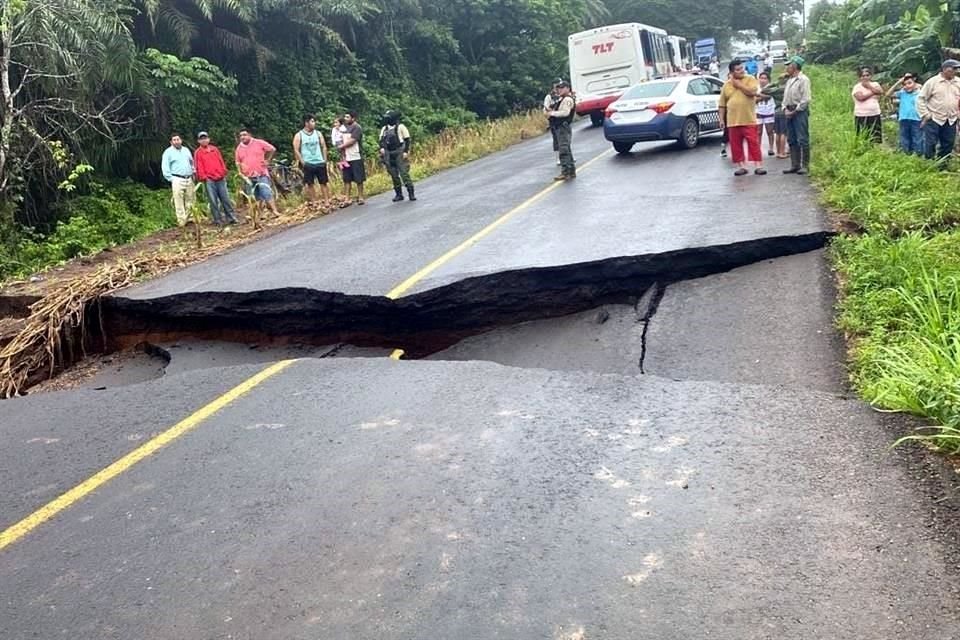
[2,124,960,639]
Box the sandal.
[734,168,748,176]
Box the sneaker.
[734,168,748,176]
[721,148,728,157]
[553,175,566,181]
[755,168,767,175]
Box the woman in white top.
[756,71,777,156]
[852,67,883,143]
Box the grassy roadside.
[0,110,549,285]
[810,66,960,452]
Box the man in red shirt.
[235,128,280,225]
[194,132,238,226]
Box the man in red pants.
[719,60,767,176]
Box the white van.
[568,23,673,127]
[769,39,788,62]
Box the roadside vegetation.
[0,0,817,284]
[0,111,547,282]
[809,66,960,453]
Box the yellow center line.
[385,147,612,300]
[1,144,612,552]
[0,359,296,552]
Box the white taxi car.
[603,75,725,153]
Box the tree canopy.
[0,0,808,229]
[806,0,958,77]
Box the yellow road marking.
[0,359,296,552]
[2,144,613,552]
[385,147,612,299]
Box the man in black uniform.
[545,81,576,180]
[378,110,416,202]
[543,78,563,165]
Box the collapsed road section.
[100,233,831,355]
[0,231,821,390]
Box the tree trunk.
[0,0,14,207]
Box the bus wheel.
[590,111,604,127]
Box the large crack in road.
[89,232,831,369]
[5,129,960,639]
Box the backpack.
[381,126,402,152]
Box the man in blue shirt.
[161,133,195,226]
[886,73,923,154]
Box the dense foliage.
[806,0,960,78]
[0,0,806,280]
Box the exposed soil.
[0,199,343,318]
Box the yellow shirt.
[719,76,760,127]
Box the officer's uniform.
[548,93,576,178]
[379,121,416,201]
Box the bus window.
[651,33,669,76]
[639,31,653,68]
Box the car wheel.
[613,141,633,154]
[590,111,604,127]
[679,117,700,149]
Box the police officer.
[379,110,416,202]
[545,81,576,180]
[543,78,563,165]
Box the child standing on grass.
[886,73,924,155]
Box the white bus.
[667,35,692,71]
[568,23,674,127]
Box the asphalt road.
[2,124,960,638]
[123,123,821,299]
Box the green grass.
[813,65,960,453]
[809,67,960,234]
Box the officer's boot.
[797,146,810,175]
[783,147,801,174]
[392,185,404,202]
[406,185,417,201]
